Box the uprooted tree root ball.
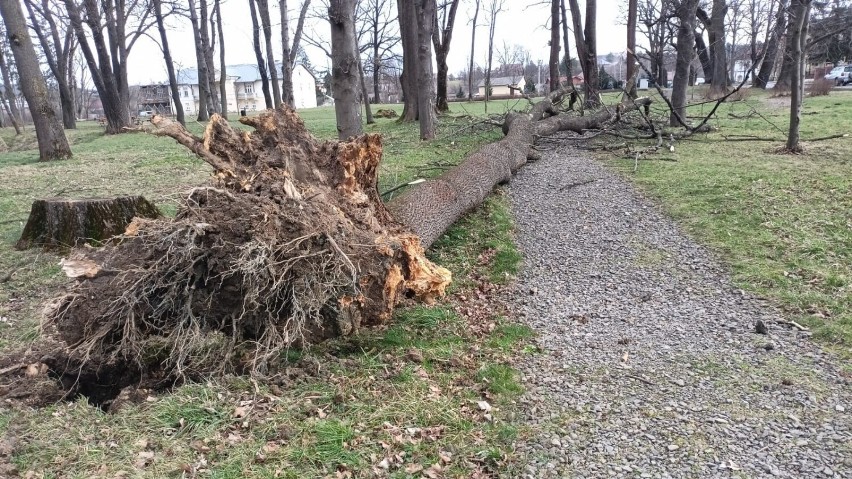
[22,107,451,403]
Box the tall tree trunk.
[774,18,796,92]
[249,0,273,109]
[188,0,210,120]
[671,0,698,126]
[0,0,71,160]
[257,0,281,107]
[153,0,185,125]
[484,1,501,114]
[0,44,21,134]
[329,0,362,139]
[214,0,227,117]
[786,0,811,152]
[549,0,560,92]
[694,32,713,82]
[433,0,460,112]
[416,0,436,139]
[64,0,131,134]
[467,0,479,101]
[566,0,588,91]
[202,0,219,114]
[560,0,573,88]
[755,0,787,89]
[358,56,374,124]
[280,0,294,107]
[709,0,728,95]
[626,0,637,97]
[397,0,418,121]
[25,0,78,130]
[581,0,599,106]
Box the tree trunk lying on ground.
[16,93,650,403]
[15,196,160,250]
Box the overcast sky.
[127,0,627,85]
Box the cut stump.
[15,196,161,250]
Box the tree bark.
[671,0,698,126]
[330,0,362,139]
[256,0,282,107]
[0,43,21,135]
[433,0,459,112]
[16,196,160,249]
[0,0,71,160]
[709,0,729,95]
[560,0,573,83]
[280,0,294,107]
[214,0,228,117]
[416,0,436,139]
[581,0,599,106]
[467,0,479,101]
[153,0,185,125]
[626,0,637,97]
[786,0,811,152]
[398,0,418,121]
[249,0,273,109]
[549,0,561,92]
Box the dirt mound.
[1,106,450,407]
[375,108,399,118]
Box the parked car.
[824,65,852,86]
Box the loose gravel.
[505,143,852,478]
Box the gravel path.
[506,144,851,479]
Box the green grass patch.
[430,191,522,286]
[604,89,852,351]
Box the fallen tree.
[9,92,651,404]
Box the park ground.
[0,89,850,477]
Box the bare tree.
[249,0,273,108]
[359,0,397,104]
[214,0,227,116]
[549,0,560,92]
[279,1,310,107]
[329,0,362,138]
[63,0,152,133]
[0,0,71,160]
[670,0,698,126]
[754,0,787,88]
[433,0,459,112]
[626,0,638,96]
[639,0,674,87]
[152,0,184,125]
[24,0,76,128]
[786,0,812,152]
[187,0,211,120]
[256,0,281,107]
[483,0,504,113]
[0,33,21,134]
[467,0,480,100]
[202,0,219,114]
[567,0,599,106]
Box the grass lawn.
[0,99,537,477]
[603,87,852,353]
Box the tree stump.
[15,196,161,250]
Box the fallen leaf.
[477,400,492,412]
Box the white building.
[173,63,318,114]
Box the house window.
[252,104,257,110]
[245,84,254,94]
[182,90,187,97]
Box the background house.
[476,76,525,97]
[164,63,318,115]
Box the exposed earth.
[506,141,851,478]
